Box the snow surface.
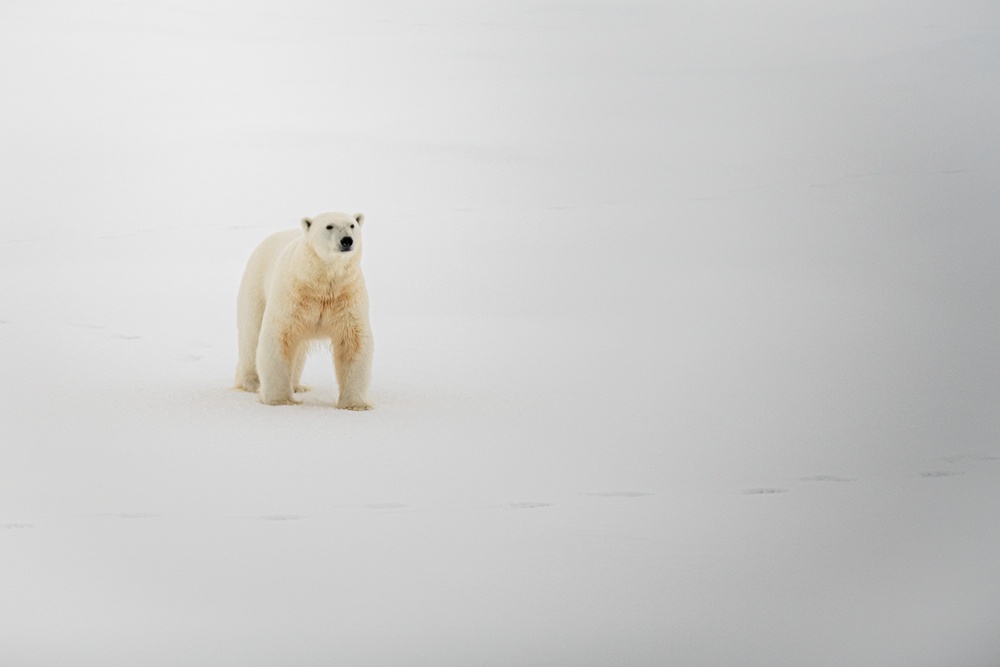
[2,1,1000,665]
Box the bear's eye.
[326,225,334,230]
[350,224,355,229]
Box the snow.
[2,1,1000,665]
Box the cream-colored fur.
[236,212,373,410]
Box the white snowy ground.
[2,1,1000,665]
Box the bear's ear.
[301,217,312,233]
[353,213,365,227]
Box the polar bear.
[235,212,373,410]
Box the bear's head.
[301,211,365,262]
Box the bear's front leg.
[256,322,301,406]
[333,328,373,411]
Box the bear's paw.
[239,377,261,392]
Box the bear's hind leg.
[236,292,265,392]
[291,343,310,393]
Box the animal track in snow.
[69,323,142,340]
[920,470,965,478]
[933,454,1000,464]
[742,488,790,495]
[2,523,34,529]
[509,502,554,509]
[585,491,652,498]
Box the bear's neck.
[296,242,360,284]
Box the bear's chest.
[291,282,354,330]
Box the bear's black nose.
[340,236,353,249]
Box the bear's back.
[245,229,301,298]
